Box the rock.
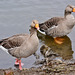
[34,59,46,65]
[4,69,13,75]
[40,45,59,57]
[14,70,20,75]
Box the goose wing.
[39,17,64,32]
[0,34,29,49]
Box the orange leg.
[15,59,19,65]
[19,60,22,70]
[15,58,24,66]
[54,37,65,44]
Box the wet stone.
[14,70,20,75]
[4,69,13,75]
[40,45,59,58]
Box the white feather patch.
[0,46,9,54]
[38,25,58,35]
[50,25,58,29]
[38,29,46,35]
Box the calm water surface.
[0,0,75,69]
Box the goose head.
[65,5,75,16]
[31,20,39,30]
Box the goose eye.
[33,21,35,24]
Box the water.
[0,0,75,69]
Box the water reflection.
[38,31,73,60]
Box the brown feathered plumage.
[0,20,39,70]
[39,5,75,37]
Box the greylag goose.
[0,20,39,70]
[39,5,75,44]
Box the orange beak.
[73,8,75,12]
[35,24,39,30]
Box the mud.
[0,62,75,75]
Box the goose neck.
[30,27,37,36]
